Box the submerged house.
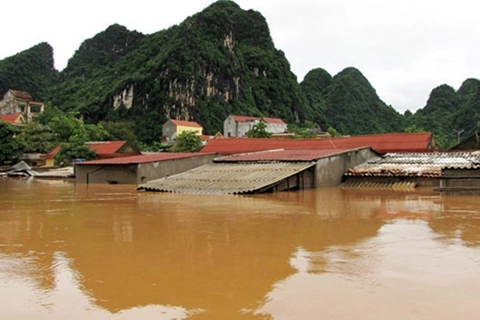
[139,132,435,194]
[75,152,217,184]
[139,147,376,194]
[341,151,480,190]
[43,141,140,167]
[162,119,203,144]
[223,115,287,138]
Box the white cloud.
[1,0,479,113]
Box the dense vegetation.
[300,67,404,135]
[0,42,58,101]
[405,79,480,148]
[0,0,479,152]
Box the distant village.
[2,88,480,195]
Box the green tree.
[403,124,425,133]
[0,121,26,164]
[327,126,341,138]
[17,122,59,153]
[288,121,320,138]
[246,120,272,138]
[47,112,108,143]
[171,131,203,152]
[53,136,97,167]
[99,120,140,150]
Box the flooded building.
[342,152,480,190]
[139,147,376,194]
[75,152,217,184]
[44,141,141,167]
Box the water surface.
[0,178,479,319]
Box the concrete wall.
[314,147,377,187]
[0,91,24,114]
[76,154,217,184]
[162,121,177,143]
[439,168,480,188]
[162,121,202,143]
[265,122,287,134]
[223,116,253,137]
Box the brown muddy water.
[0,178,479,320]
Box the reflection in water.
[0,179,479,319]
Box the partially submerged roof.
[138,162,315,195]
[345,152,480,178]
[77,152,214,165]
[200,132,433,155]
[44,141,135,159]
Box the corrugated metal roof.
[77,152,215,165]
[200,132,433,155]
[138,162,315,194]
[345,152,480,178]
[215,148,358,162]
[339,181,417,191]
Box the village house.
[162,119,203,144]
[223,115,287,137]
[0,89,44,121]
[43,141,140,167]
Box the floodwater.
[0,178,479,320]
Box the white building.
[223,115,287,137]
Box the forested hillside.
[300,67,404,135]
[405,79,480,148]
[0,42,58,101]
[0,0,478,149]
[47,1,313,142]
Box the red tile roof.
[201,132,433,155]
[215,148,360,162]
[77,152,214,165]
[85,141,128,155]
[1,113,23,123]
[169,119,202,128]
[231,115,286,125]
[44,141,133,159]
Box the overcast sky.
[1,0,478,113]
